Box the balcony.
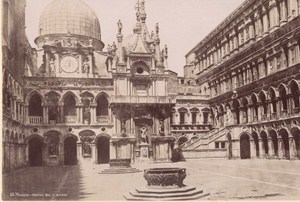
[96,116,110,124]
[111,95,176,104]
[64,116,77,123]
[29,116,42,124]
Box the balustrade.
[29,116,42,124]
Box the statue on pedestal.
[82,59,90,73]
[49,58,55,74]
[140,125,148,143]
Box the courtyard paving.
[2,158,300,201]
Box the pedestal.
[151,136,175,162]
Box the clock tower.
[34,0,106,78]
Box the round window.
[136,67,144,74]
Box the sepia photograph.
[2,0,300,201]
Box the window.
[191,112,197,124]
[221,142,225,148]
[203,112,209,124]
[215,142,220,149]
[179,112,185,124]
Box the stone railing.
[29,116,42,124]
[111,95,176,104]
[64,116,77,123]
[96,116,110,124]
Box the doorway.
[29,137,43,166]
[64,137,77,165]
[97,136,110,164]
[240,133,250,159]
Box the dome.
[39,0,101,40]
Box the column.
[278,138,284,158]
[289,137,296,159]
[250,140,256,158]
[60,104,64,123]
[258,139,264,158]
[262,6,269,36]
[24,105,28,124]
[280,0,288,25]
[77,143,82,162]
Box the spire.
[135,0,146,23]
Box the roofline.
[185,0,254,57]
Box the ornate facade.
[182,0,300,160]
[2,0,299,173]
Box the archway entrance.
[279,129,290,159]
[291,128,300,159]
[240,133,250,159]
[29,137,43,166]
[64,137,77,165]
[97,136,110,164]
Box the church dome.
[39,0,101,40]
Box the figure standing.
[82,59,90,73]
[49,58,55,73]
[117,20,123,35]
[140,125,148,143]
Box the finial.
[135,0,141,22]
[155,23,159,35]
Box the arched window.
[251,95,259,121]
[29,94,43,116]
[259,92,268,119]
[96,95,109,116]
[290,81,299,113]
[63,94,77,123]
[242,98,249,123]
[232,100,240,124]
[269,88,277,116]
[278,85,288,114]
[178,108,188,125]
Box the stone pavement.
[2,158,300,201]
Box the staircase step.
[99,167,142,174]
[135,185,196,194]
[130,188,203,198]
[123,191,209,201]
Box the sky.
[26,0,245,76]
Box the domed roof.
[39,0,101,40]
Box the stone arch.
[269,129,279,157]
[260,130,269,156]
[251,131,260,157]
[278,128,290,159]
[289,79,300,111]
[232,99,240,124]
[268,87,278,115]
[60,91,80,104]
[25,90,44,104]
[131,60,150,75]
[27,134,45,166]
[278,84,288,113]
[96,92,109,117]
[240,133,251,159]
[259,90,268,117]
[291,126,300,159]
[62,92,78,120]
[62,134,78,165]
[241,97,249,123]
[95,133,111,164]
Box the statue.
[121,120,126,137]
[225,106,232,125]
[140,125,148,143]
[159,119,165,136]
[82,59,90,73]
[155,23,159,35]
[214,108,219,125]
[49,58,55,73]
[117,20,123,34]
